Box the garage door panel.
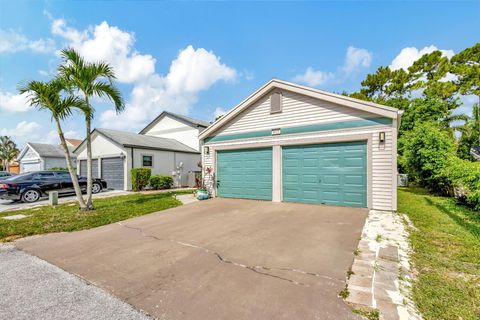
[283,141,367,207]
[79,159,99,178]
[101,157,124,190]
[217,148,272,201]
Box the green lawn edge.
[398,187,480,320]
[0,190,193,242]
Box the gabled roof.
[18,143,74,160]
[75,128,199,154]
[139,111,210,135]
[199,78,403,140]
[65,138,82,147]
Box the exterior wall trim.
[205,117,391,143]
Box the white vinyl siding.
[216,90,380,136]
[371,130,395,211]
[142,115,202,151]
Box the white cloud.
[342,46,372,73]
[213,107,228,119]
[293,67,333,87]
[293,46,371,87]
[100,45,236,130]
[51,19,156,83]
[0,29,55,53]
[390,45,455,71]
[0,121,42,146]
[0,92,30,113]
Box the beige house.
[199,79,402,211]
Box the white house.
[75,112,208,190]
[199,79,403,211]
[18,142,77,173]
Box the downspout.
[131,147,134,168]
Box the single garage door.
[79,159,99,178]
[217,148,272,200]
[101,157,124,190]
[283,141,367,207]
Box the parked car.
[0,170,107,203]
[0,171,15,181]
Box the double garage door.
[216,141,367,207]
[79,157,124,190]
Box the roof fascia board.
[126,144,200,154]
[18,143,40,160]
[139,111,206,135]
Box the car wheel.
[92,182,102,194]
[22,189,40,203]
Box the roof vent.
[270,91,282,114]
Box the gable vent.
[270,91,282,114]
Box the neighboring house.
[18,142,76,173]
[65,138,83,148]
[74,125,202,190]
[471,146,480,161]
[139,111,209,151]
[199,79,403,211]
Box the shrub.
[149,175,173,190]
[400,121,456,194]
[131,168,151,191]
[49,167,68,171]
[443,157,480,210]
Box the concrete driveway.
[16,198,368,320]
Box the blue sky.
[0,0,479,147]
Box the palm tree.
[19,80,88,209]
[0,136,19,172]
[59,48,124,210]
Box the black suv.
[0,170,108,203]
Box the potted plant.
[196,167,213,200]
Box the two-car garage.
[216,141,367,207]
[201,79,401,211]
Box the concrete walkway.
[0,245,151,320]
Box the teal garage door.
[283,141,367,207]
[217,148,272,200]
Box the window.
[270,91,282,113]
[142,155,153,167]
[32,172,55,180]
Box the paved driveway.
[16,199,368,320]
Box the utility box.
[397,174,408,187]
[49,191,58,206]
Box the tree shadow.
[426,197,480,239]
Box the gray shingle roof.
[168,112,210,128]
[28,143,74,158]
[97,128,199,153]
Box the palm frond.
[91,81,125,113]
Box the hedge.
[131,168,151,191]
[443,157,480,210]
[149,175,173,190]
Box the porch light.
[204,146,210,155]
[379,132,385,143]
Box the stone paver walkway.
[345,210,422,320]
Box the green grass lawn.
[0,191,191,242]
[398,187,480,320]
